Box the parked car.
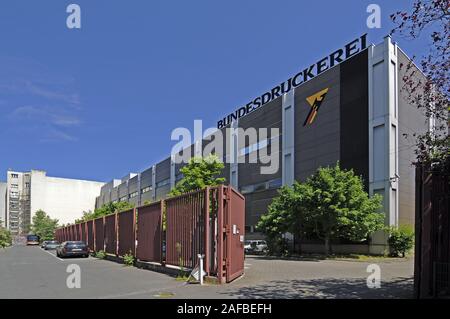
[244,240,268,254]
[41,241,50,249]
[44,240,60,250]
[56,241,89,258]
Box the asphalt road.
[0,245,414,299]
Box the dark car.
[44,240,60,250]
[56,241,89,258]
[41,241,50,249]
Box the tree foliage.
[391,0,449,166]
[31,210,59,241]
[75,201,135,223]
[258,163,385,255]
[170,154,225,196]
[0,220,12,248]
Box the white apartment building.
[6,170,105,235]
[0,182,6,227]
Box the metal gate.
[165,190,206,269]
[223,187,245,282]
[415,162,450,298]
[136,202,163,263]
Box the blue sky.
[0,0,431,182]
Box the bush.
[0,226,12,248]
[388,225,414,257]
[123,251,135,266]
[95,250,106,259]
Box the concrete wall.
[30,170,105,225]
[397,50,429,226]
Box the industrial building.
[5,170,104,235]
[96,35,430,253]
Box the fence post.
[114,211,119,257]
[103,216,106,252]
[93,219,96,252]
[160,200,164,265]
[133,207,137,257]
[217,185,224,283]
[205,187,210,276]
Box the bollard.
[198,254,205,285]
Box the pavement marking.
[43,249,65,261]
[42,249,93,262]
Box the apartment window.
[10,191,19,198]
[156,178,170,188]
[25,182,30,188]
[11,173,18,178]
[175,173,184,182]
[10,184,18,189]
[119,196,128,202]
[141,186,152,194]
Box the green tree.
[258,163,385,255]
[31,210,59,242]
[169,154,225,196]
[75,202,135,223]
[0,220,12,248]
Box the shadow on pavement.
[221,276,414,299]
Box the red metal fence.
[94,217,105,252]
[136,202,163,263]
[415,162,450,298]
[104,214,117,255]
[87,220,94,251]
[118,209,136,257]
[55,185,245,283]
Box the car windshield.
[48,241,59,244]
[67,241,85,246]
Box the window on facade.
[129,192,138,199]
[156,179,170,188]
[239,135,279,156]
[239,178,283,195]
[10,184,18,188]
[11,174,18,178]
[119,196,128,202]
[141,186,152,194]
[268,178,282,189]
